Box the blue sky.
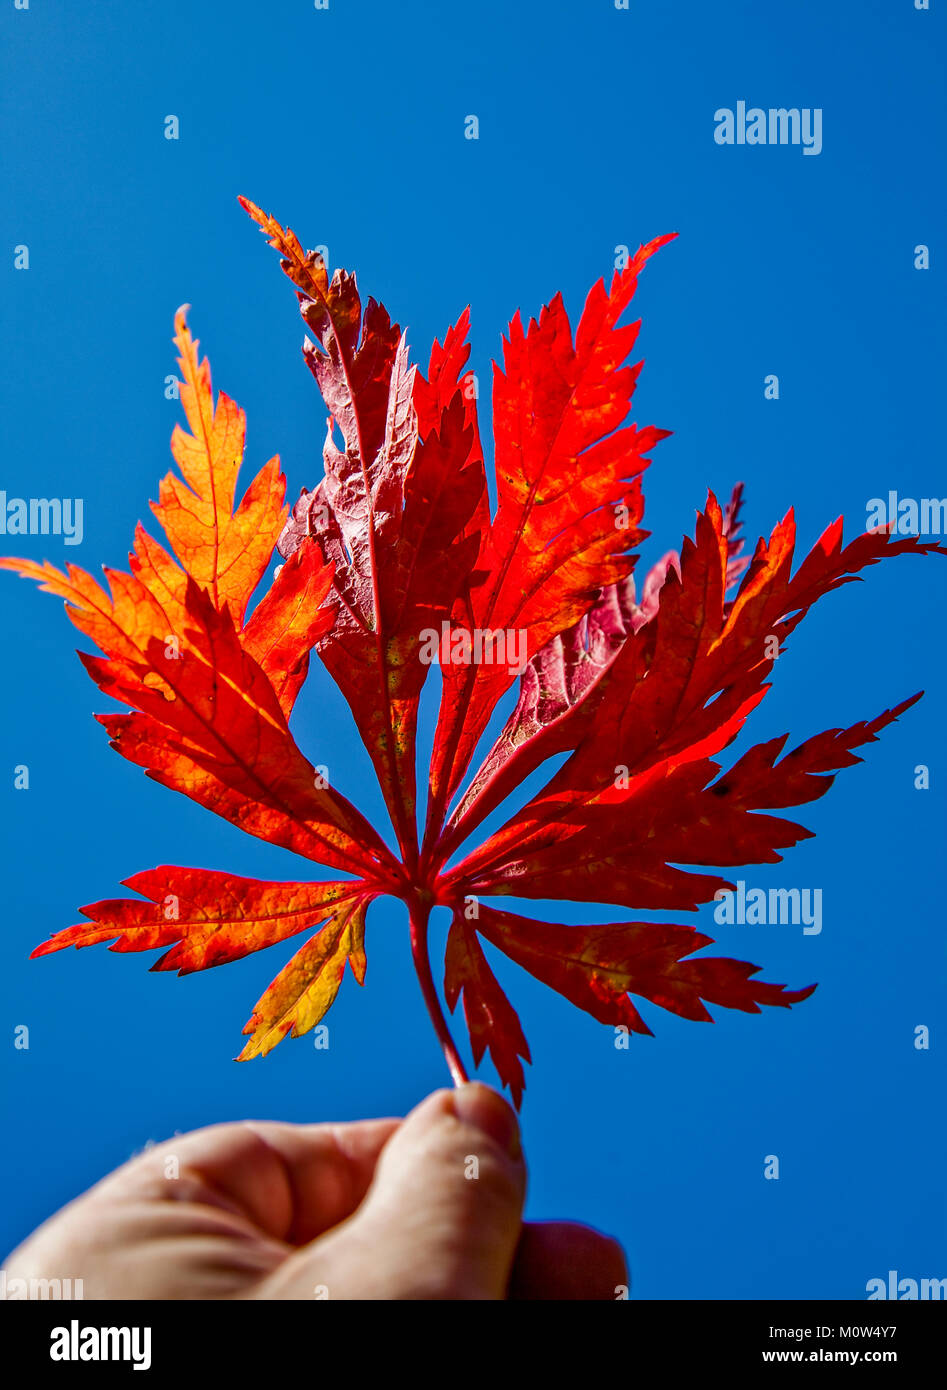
[1,0,944,1298]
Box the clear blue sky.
[1,0,943,1299]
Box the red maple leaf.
[3,202,943,1107]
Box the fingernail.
[453,1082,522,1160]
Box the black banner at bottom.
[2,1298,944,1373]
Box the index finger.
[110,1117,402,1246]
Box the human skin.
[4,1084,627,1300]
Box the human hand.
[4,1085,626,1300]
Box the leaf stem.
[408,897,468,1088]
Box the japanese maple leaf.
[4,203,943,1108]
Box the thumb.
[277,1085,525,1300]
